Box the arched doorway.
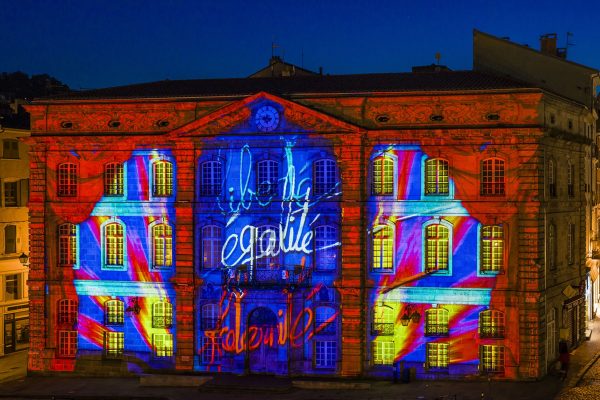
[247,306,280,374]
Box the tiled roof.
[42,70,532,101]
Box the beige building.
[0,124,29,356]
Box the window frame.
[104,162,125,197]
[479,309,505,339]
[2,139,19,159]
[256,159,279,197]
[314,225,338,271]
[314,305,337,335]
[314,340,337,369]
[201,303,219,331]
[151,159,174,198]
[423,219,452,275]
[105,299,125,326]
[3,181,18,207]
[57,162,78,197]
[313,159,337,196]
[480,344,505,374]
[567,162,574,198]
[372,341,395,365]
[104,331,124,359]
[371,154,395,196]
[152,301,173,328]
[480,158,505,197]
[4,273,22,301]
[201,335,222,364]
[200,159,223,197]
[58,299,78,325]
[256,224,279,269]
[567,222,575,265]
[425,307,449,337]
[479,225,504,275]
[153,333,173,358]
[426,342,449,370]
[372,304,395,336]
[548,223,556,270]
[58,223,78,268]
[548,158,556,198]
[4,224,17,254]
[151,221,173,270]
[102,220,126,270]
[201,224,223,269]
[58,330,78,358]
[372,223,394,272]
[424,158,450,196]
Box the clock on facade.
[254,105,280,132]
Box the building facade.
[0,125,30,356]
[24,69,591,379]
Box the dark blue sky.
[2,0,598,90]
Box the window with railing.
[372,304,394,336]
[201,303,218,330]
[200,160,222,196]
[425,308,449,336]
[58,223,77,267]
[481,225,503,273]
[256,225,279,268]
[153,333,173,358]
[372,224,394,271]
[58,330,77,358]
[479,310,505,338]
[152,223,172,269]
[257,159,278,196]
[315,225,338,271]
[57,163,78,197]
[373,341,394,365]
[315,306,336,335]
[104,162,124,196]
[480,345,505,373]
[425,223,449,273]
[481,158,505,196]
[152,160,173,197]
[105,299,124,326]
[426,342,449,369]
[425,158,449,195]
[152,301,173,328]
[104,331,124,359]
[314,159,337,196]
[372,155,394,195]
[202,225,222,269]
[58,299,78,325]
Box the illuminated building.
[23,63,595,379]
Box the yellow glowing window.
[373,341,394,365]
[104,331,124,359]
[105,223,124,267]
[425,158,449,195]
[153,333,173,358]
[152,301,173,328]
[58,330,77,358]
[373,225,393,270]
[426,343,449,368]
[479,310,505,338]
[480,345,505,373]
[372,156,394,195]
[58,223,77,267]
[153,223,172,268]
[104,162,124,196]
[425,308,449,336]
[481,225,503,273]
[372,304,394,336]
[153,160,173,197]
[425,224,449,272]
[105,299,124,325]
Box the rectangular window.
[373,341,394,365]
[202,225,222,269]
[58,299,78,325]
[425,308,449,337]
[105,300,124,325]
[153,160,173,197]
[372,156,394,195]
[315,225,337,271]
[568,223,575,264]
[153,333,173,358]
[201,335,222,364]
[58,224,77,267]
[58,330,78,358]
[201,161,222,196]
[5,273,22,301]
[427,343,449,369]
[104,331,124,359]
[314,159,336,195]
[373,225,393,270]
[479,310,505,338]
[567,163,575,198]
[425,224,449,273]
[4,181,17,206]
[4,224,17,254]
[58,163,78,197]
[257,160,278,196]
[153,224,172,268]
[315,340,337,368]
[104,163,124,196]
[481,225,503,273]
[425,158,449,195]
[481,159,505,196]
[2,139,19,159]
[480,345,505,373]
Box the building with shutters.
[22,54,596,379]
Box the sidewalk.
[0,349,27,384]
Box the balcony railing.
[152,316,173,329]
[223,265,312,288]
[371,322,394,336]
[479,326,505,339]
[425,324,449,337]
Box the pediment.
[171,92,359,136]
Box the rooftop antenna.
[271,42,279,58]
[435,52,441,65]
[566,32,575,51]
[301,48,304,68]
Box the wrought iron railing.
[223,265,312,288]
[152,316,173,329]
[425,324,449,337]
[479,326,505,339]
[371,322,394,336]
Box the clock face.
[254,105,280,132]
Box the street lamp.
[18,252,29,266]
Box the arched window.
[568,223,575,265]
[425,158,449,195]
[372,155,394,195]
[479,309,505,338]
[58,299,78,325]
[57,163,78,197]
[105,299,124,325]
[314,159,337,195]
[201,160,222,196]
[549,223,556,269]
[425,307,449,336]
[257,159,278,196]
[314,306,336,335]
[548,159,556,197]
[481,225,503,273]
[104,162,124,196]
[372,304,394,336]
[202,225,222,269]
[567,161,575,198]
[372,224,394,271]
[256,225,278,268]
[152,301,173,328]
[152,223,173,269]
[153,160,173,197]
[104,222,124,268]
[58,223,77,267]
[481,158,505,196]
[315,225,338,271]
[201,303,218,330]
[425,223,450,273]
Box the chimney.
[540,33,557,56]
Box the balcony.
[223,265,312,289]
[152,316,173,329]
[371,322,394,336]
[479,326,505,339]
[424,324,449,337]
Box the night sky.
[2,0,598,90]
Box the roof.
[39,70,533,102]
